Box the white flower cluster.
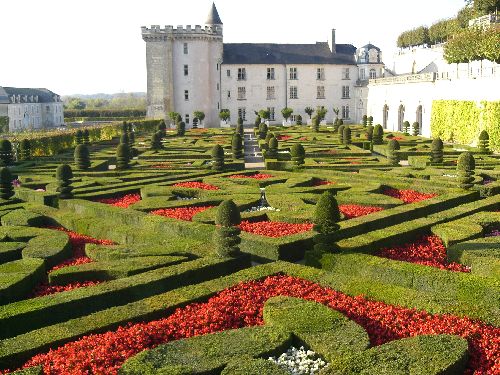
[268,346,328,375]
[175,196,199,201]
[243,206,280,213]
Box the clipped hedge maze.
[0,123,498,374]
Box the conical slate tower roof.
[206,3,223,25]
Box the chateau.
[0,87,64,131]
[142,3,383,128]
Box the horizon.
[0,0,466,95]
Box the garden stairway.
[243,128,265,170]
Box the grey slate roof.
[360,43,381,51]
[206,3,223,25]
[223,42,356,65]
[0,87,59,103]
[0,87,9,104]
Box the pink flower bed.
[95,194,142,208]
[276,135,293,141]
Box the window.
[268,107,275,121]
[317,68,325,80]
[342,86,350,99]
[227,69,231,77]
[290,115,297,122]
[184,90,189,101]
[237,68,246,80]
[267,68,275,80]
[185,114,190,124]
[184,65,188,76]
[289,86,298,99]
[266,86,275,100]
[289,67,298,80]
[342,68,350,80]
[369,69,377,79]
[227,90,231,99]
[317,86,325,99]
[342,105,350,119]
[216,63,219,71]
[237,87,246,100]
[183,43,188,54]
[238,107,246,121]
[360,68,366,80]
[217,83,219,91]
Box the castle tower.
[142,3,223,127]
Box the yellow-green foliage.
[0,117,9,133]
[431,100,499,151]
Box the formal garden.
[0,118,498,375]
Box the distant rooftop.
[0,87,61,104]
[206,2,223,25]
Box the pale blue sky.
[0,0,466,95]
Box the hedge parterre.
[239,220,314,237]
[228,173,274,180]
[151,206,216,221]
[173,182,219,190]
[13,275,499,375]
[312,180,335,186]
[378,235,471,272]
[381,187,437,203]
[95,194,142,208]
[30,281,103,298]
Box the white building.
[0,87,64,131]
[142,3,383,127]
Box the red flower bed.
[173,182,219,190]
[299,137,308,141]
[378,235,470,272]
[151,206,215,221]
[31,281,103,298]
[276,135,292,141]
[17,275,499,375]
[47,227,114,272]
[381,187,437,203]
[239,220,313,237]
[339,204,384,219]
[312,180,335,186]
[228,173,274,180]
[95,194,142,208]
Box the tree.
[368,116,373,126]
[151,131,163,150]
[457,152,476,189]
[75,129,84,145]
[362,115,368,127]
[312,116,321,132]
[305,107,314,119]
[403,121,411,134]
[116,143,131,170]
[56,164,73,199]
[259,123,268,140]
[193,111,205,127]
[219,109,230,123]
[168,112,180,126]
[177,122,186,136]
[267,137,279,158]
[65,98,86,110]
[366,125,374,142]
[254,116,261,128]
[316,107,328,122]
[74,144,91,170]
[431,138,444,164]
[373,124,384,145]
[281,107,293,122]
[296,115,303,125]
[412,122,420,136]
[478,130,490,154]
[313,191,341,253]
[211,145,225,171]
[467,0,500,16]
[333,107,340,122]
[258,109,271,121]
[343,126,352,145]
[0,140,13,166]
[19,139,31,161]
[232,133,243,159]
[158,120,167,137]
[0,167,14,200]
[290,143,305,166]
[338,125,345,144]
[213,200,241,257]
[387,139,401,166]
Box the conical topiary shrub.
[296,115,303,125]
[362,115,368,127]
[312,116,321,132]
[367,116,373,126]
[56,164,73,199]
[387,139,400,166]
[177,121,186,136]
[211,144,225,171]
[412,122,420,136]
[267,137,278,158]
[457,152,475,190]
[313,191,341,253]
[236,117,244,136]
[19,139,31,161]
[290,143,305,166]
[120,132,129,146]
[128,122,133,133]
[0,140,13,166]
[175,114,182,126]
[151,131,163,150]
[0,167,14,200]
[366,125,374,142]
[259,122,268,140]
[265,132,275,144]
[430,138,444,164]
[338,125,345,144]
[343,126,351,145]
[74,144,91,170]
[402,121,410,134]
[478,130,490,154]
[232,133,243,159]
[128,131,135,148]
[122,122,129,134]
[75,129,84,145]
[158,120,167,137]
[213,200,241,257]
[373,124,384,145]
[82,129,90,145]
[116,143,131,170]
[254,116,261,128]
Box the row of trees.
[64,94,147,111]
[217,106,342,123]
[444,26,500,63]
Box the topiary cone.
[0,140,13,166]
[312,191,340,253]
[74,144,91,170]
[478,130,490,154]
[430,138,444,164]
[75,129,84,145]
[366,125,374,142]
[457,152,475,190]
[211,144,225,171]
[151,131,163,150]
[343,126,352,145]
[82,129,90,145]
[213,200,242,257]
[387,139,400,166]
[116,143,131,170]
[0,167,14,200]
[267,137,278,158]
[290,143,305,166]
[338,125,345,144]
[231,133,243,159]
[56,164,73,199]
[19,139,31,161]
[372,124,384,145]
[120,132,129,146]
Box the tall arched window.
[398,104,405,131]
[382,104,389,129]
[369,69,376,79]
[416,105,423,134]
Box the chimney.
[329,29,336,54]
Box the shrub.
[281,107,293,122]
[478,130,490,154]
[412,122,420,136]
[313,191,340,253]
[158,120,167,137]
[366,125,374,142]
[457,152,475,190]
[431,138,444,164]
[116,143,131,170]
[254,116,261,128]
[177,121,186,137]
[368,116,373,126]
[82,129,90,145]
[387,139,401,166]
[120,132,129,146]
[267,137,278,158]
[373,124,384,145]
[259,123,268,140]
[296,115,302,126]
[213,200,242,257]
[312,116,320,132]
[403,121,410,134]
[74,145,91,170]
[290,143,305,166]
[305,107,314,119]
[343,126,352,145]
[19,139,31,161]
[121,121,129,133]
[56,164,73,199]
[211,144,225,171]
[362,115,368,127]
[265,132,275,144]
[232,133,243,159]
[338,125,345,144]
[151,131,163,150]
[236,118,244,136]
[0,167,14,200]
[128,131,135,148]
[0,140,13,166]
[333,119,340,133]
[75,130,84,145]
